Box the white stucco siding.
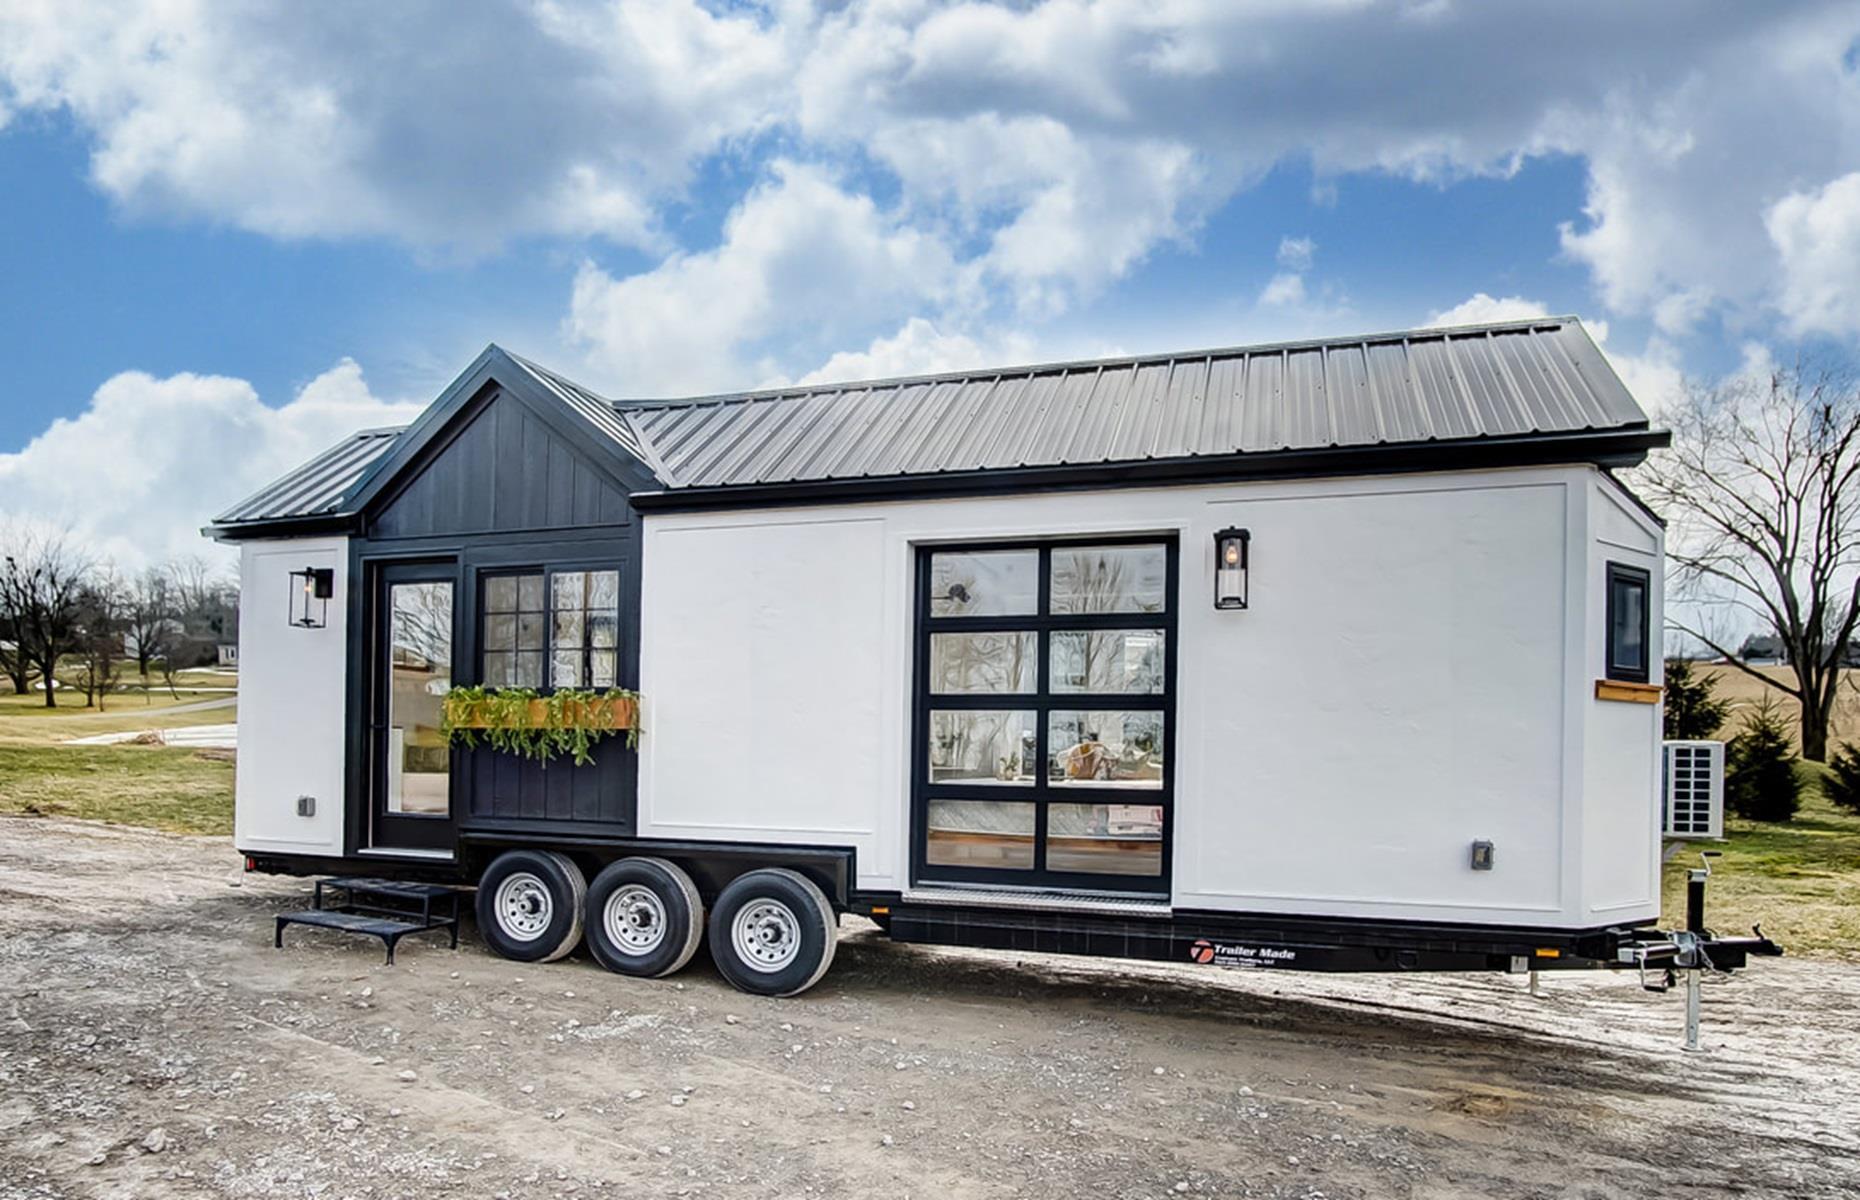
[233,537,349,856]
[638,516,897,878]
[1581,479,1666,922]
[639,465,1636,926]
[1176,480,1570,920]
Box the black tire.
[476,850,586,963]
[585,857,704,979]
[707,868,838,997]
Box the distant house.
[217,644,238,667]
[1737,635,1860,667]
[1739,635,1788,665]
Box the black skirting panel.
[466,747,634,831]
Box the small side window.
[1605,563,1651,683]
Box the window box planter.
[440,688,640,765]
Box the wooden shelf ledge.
[444,695,637,730]
[1594,679,1662,705]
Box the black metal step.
[320,876,459,901]
[275,908,458,964]
[275,876,464,964]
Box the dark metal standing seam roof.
[208,317,1657,535]
[212,427,404,526]
[504,350,652,463]
[618,318,1647,489]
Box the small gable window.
[481,569,620,690]
[1605,562,1650,683]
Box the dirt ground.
[1,818,1855,1200]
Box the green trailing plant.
[1723,697,1802,823]
[441,685,640,766]
[1821,742,1860,815]
[1662,657,1731,741]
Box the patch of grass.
[1661,777,1860,960]
[0,743,233,835]
[0,692,236,744]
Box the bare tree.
[1637,359,1860,760]
[0,567,32,697]
[0,526,92,708]
[167,554,221,617]
[76,566,128,711]
[125,567,179,697]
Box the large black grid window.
[912,537,1177,894]
[479,568,620,689]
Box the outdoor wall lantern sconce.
[1213,527,1250,610]
[289,567,334,628]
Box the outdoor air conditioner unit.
[1662,740,1725,840]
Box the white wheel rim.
[494,872,554,941]
[731,898,802,973]
[604,884,668,955]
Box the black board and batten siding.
[346,382,645,851]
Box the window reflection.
[930,631,1037,694]
[1048,710,1164,787]
[1046,803,1163,875]
[387,581,452,816]
[929,550,1038,617]
[1049,545,1166,614]
[482,572,545,687]
[1050,629,1164,694]
[928,710,1036,784]
[926,800,1035,869]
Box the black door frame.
[367,558,463,852]
[909,534,1179,896]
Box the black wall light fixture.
[288,566,335,628]
[1213,527,1250,610]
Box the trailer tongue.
[1613,855,1783,1050]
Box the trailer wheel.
[476,850,586,963]
[584,857,704,979]
[707,869,838,997]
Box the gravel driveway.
[1,816,1854,1199]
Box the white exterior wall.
[233,537,349,856]
[638,464,1661,928]
[1581,478,1666,923]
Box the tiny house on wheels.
[209,317,1776,1018]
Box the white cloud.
[1277,236,1316,272]
[1767,171,1860,338]
[1,0,1855,361]
[1426,293,1552,327]
[0,0,793,252]
[1603,337,1687,421]
[566,162,965,396]
[1258,272,1306,308]
[0,360,420,568]
[793,318,1036,387]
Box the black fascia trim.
[627,427,1671,513]
[203,513,365,542]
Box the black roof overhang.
[627,425,1670,513]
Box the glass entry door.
[371,564,457,851]
[911,538,1177,894]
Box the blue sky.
[2,1,1858,566]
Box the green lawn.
[0,743,234,835]
[0,691,236,743]
[1660,780,1860,960]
